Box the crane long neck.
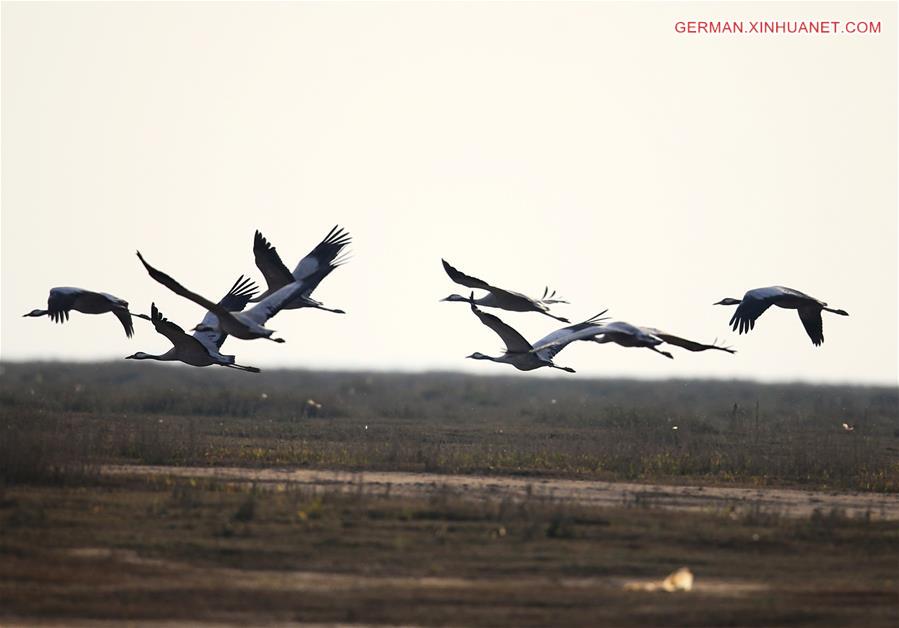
[135,351,177,362]
[311,303,345,314]
[470,352,502,363]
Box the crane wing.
[534,310,608,350]
[243,279,310,325]
[292,225,352,294]
[729,291,774,335]
[531,313,610,360]
[192,275,258,351]
[47,288,83,323]
[797,307,824,346]
[136,252,231,319]
[469,301,532,353]
[641,327,735,353]
[559,311,609,333]
[485,285,540,307]
[218,275,259,312]
[112,308,135,338]
[774,285,819,302]
[442,259,493,291]
[253,231,295,293]
[149,303,204,353]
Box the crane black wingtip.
[253,230,274,251]
[135,251,155,273]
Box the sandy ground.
[3,544,767,628]
[6,467,896,627]
[54,547,761,596]
[102,464,899,520]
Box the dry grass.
[1,475,898,626]
[1,362,897,491]
[2,362,898,625]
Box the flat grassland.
[1,362,898,626]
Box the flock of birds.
[24,225,849,375]
[438,261,848,373]
[25,226,352,373]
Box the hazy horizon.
[0,358,895,390]
[2,2,897,385]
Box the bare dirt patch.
[103,464,899,520]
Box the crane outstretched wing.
[729,291,775,335]
[253,231,295,293]
[218,276,259,312]
[292,225,352,293]
[47,288,79,323]
[642,328,735,354]
[775,285,818,301]
[469,301,532,353]
[112,308,135,338]
[94,293,135,338]
[442,259,493,291]
[797,307,824,346]
[148,303,200,352]
[531,311,610,360]
[243,279,311,325]
[136,252,232,320]
[193,276,258,351]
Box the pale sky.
[2,1,896,384]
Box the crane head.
[440,294,469,303]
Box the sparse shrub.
[0,410,98,485]
[0,362,897,491]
